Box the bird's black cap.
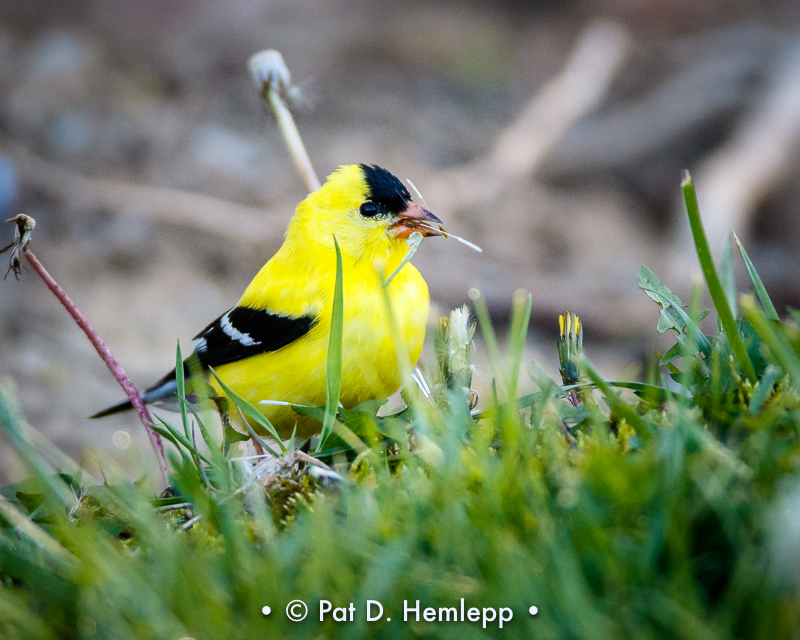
[360,164,411,214]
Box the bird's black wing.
[90,306,316,418]
[191,306,317,370]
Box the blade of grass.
[377,260,435,438]
[507,290,532,400]
[316,236,344,453]
[152,423,194,469]
[734,233,779,321]
[740,297,800,385]
[749,365,780,415]
[236,406,281,458]
[153,417,213,466]
[332,421,380,465]
[192,411,219,460]
[13,414,99,486]
[710,337,723,418]
[0,381,77,509]
[688,272,704,323]
[0,498,77,568]
[471,288,507,398]
[681,171,756,383]
[561,381,679,404]
[190,422,215,491]
[581,357,651,442]
[208,368,286,454]
[677,273,704,393]
[175,341,191,440]
[288,424,297,453]
[719,236,735,317]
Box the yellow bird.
[93,164,443,439]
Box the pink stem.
[23,249,170,486]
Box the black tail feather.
[89,398,134,419]
[90,368,179,419]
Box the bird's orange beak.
[390,203,446,239]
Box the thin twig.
[251,436,265,456]
[25,247,170,484]
[155,502,192,512]
[4,215,170,486]
[180,514,202,531]
[292,449,334,470]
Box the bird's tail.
[89,398,134,419]
[89,370,180,419]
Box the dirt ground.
[2,0,800,481]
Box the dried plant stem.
[22,248,170,486]
[265,88,320,193]
[249,49,320,193]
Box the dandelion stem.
[249,49,320,193]
[22,247,169,486]
[265,88,320,193]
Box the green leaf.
[175,341,191,440]
[351,398,388,415]
[153,417,212,466]
[660,342,683,367]
[223,422,251,454]
[0,541,75,599]
[472,289,507,397]
[507,291,532,399]
[581,357,651,441]
[291,403,327,423]
[208,368,286,453]
[638,266,711,354]
[681,173,757,383]
[561,381,681,406]
[734,233,779,321]
[0,382,77,510]
[749,365,780,414]
[719,235,736,317]
[317,236,344,452]
[741,297,800,386]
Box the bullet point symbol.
[262,606,271,615]
[529,606,538,616]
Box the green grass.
[317,235,344,452]
[2,181,800,639]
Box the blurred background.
[2,0,800,480]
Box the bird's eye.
[359,201,378,217]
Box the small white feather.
[221,312,261,347]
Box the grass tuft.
[2,177,800,638]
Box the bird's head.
[288,164,444,262]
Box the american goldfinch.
[93,164,444,439]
